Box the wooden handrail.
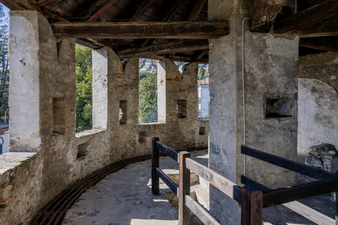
[156,141,179,162]
[186,158,242,203]
[241,146,337,180]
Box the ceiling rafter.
[37,0,54,7]
[187,0,207,21]
[274,0,338,34]
[140,0,181,47]
[0,0,40,11]
[300,37,338,52]
[118,40,209,58]
[76,0,119,22]
[130,0,155,21]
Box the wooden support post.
[152,137,160,195]
[179,151,191,225]
[241,186,263,225]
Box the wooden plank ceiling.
[2,0,338,61]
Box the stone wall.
[208,1,298,224]
[298,52,338,162]
[0,11,208,225]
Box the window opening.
[75,44,92,133]
[198,64,209,120]
[119,100,127,125]
[139,58,158,123]
[266,97,293,119]
[177,100,187,119]
[199,127,206,135]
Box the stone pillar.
[9,11,42,152]
[208,1,299,224]
[92,48,108,129]
[9,10,76,152]
[157,61,166,122]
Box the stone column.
[92,48,108,129]
[208,1,299,223]
[157,61,166,123]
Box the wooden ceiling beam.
[292,19,338,38]
[0,0,40,11]
[118,40,209,57]
[76,0,119,22]
[274,0,338,34]
[0,0,25,10]
[43,9,68,23]
[52,21,230,39]
[169,55,208,63]
[130,0,155,21]
[299,37,338,52]
[37,0,54,7]
[140,0,180,47]
[187,0,207,21]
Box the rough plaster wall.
[298,78,338,162]
[208,1,298,223]
[8,11,41,152]
[1,11,209,225]
[244,32,299,189]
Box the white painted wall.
[298,78,338,162]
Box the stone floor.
[62,150,208,225]
[62,150,335,225]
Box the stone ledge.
[75,128,106,138]
[0,152,38,175]
[138,122,166,126]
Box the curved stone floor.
[62,150,209,225]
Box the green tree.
[139,72,157,123]
[198,64,209,80]
[0,4,8,122]
[75,44,92,132]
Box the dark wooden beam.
[169,55,208,63]
[0,0,25,10]
[130,0,155,21]
[37,0,53,7]
[43,2,74,19]
[52,21,230,39]
[43,9,68,23]
[274,0,338,34]
[300,37,338,52]
[77,0,118,22]
[187,0,207,21]
[293,19,338,37]
[118,40,208,57]
[0,0,40,10]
